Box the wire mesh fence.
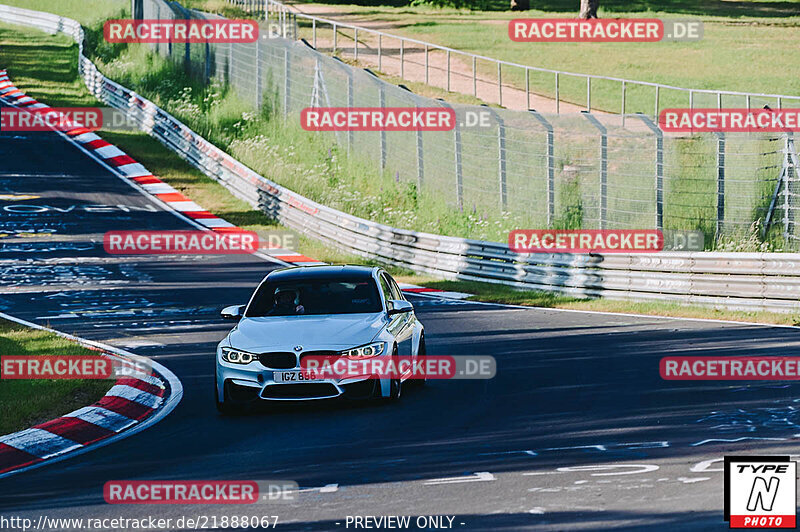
[142,0,800,248]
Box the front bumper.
[216,349,386,402]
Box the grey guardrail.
[3,3,800,314]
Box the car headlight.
[221,347,255,364]
[340,342,385,359]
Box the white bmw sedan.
[215,265,426,413]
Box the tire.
[389,345,402,400]
[410,335,426,388]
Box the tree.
[510,0,529,10]
[580,0,599,18]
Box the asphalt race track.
[3,104,800,530]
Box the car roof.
[266,265,379,282]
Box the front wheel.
[389,346,402,400]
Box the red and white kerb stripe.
[0,366,167,475]
[0,69,322,266]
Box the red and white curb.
[398,283,472,300]
[0,69,323,267]
[0,312,183,479]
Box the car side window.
[378,274,394,310]
[387,275,404,301]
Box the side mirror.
[387,299,413,316]
[221,304,245,320]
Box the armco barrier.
[2,3,800,313]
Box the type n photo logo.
[724,456,797,528]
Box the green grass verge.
[0,319,113,435]
[394,275,800,326]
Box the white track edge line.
[0,311,184,480]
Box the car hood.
[226,312,386,352]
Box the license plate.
[274,370,323,382]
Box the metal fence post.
[472,55,476,97]
[378,84,386,172]
[484,106,507,211]
[228,41,233,85]
[447,50,451,92]
[204,41,211,82]
[785,133,796,239]
[637,113,664,231]
[333,22,337,54]
[555,72,559,115]
[438,100,462,211]
[184,14,191,71]
[416,124,424,193]
[312,18,316,49]
[400,39,404,79]
[253,38,262,108]
[529,110,555,226]
[586,77,591,112]
[654,85,660,119]
[582,111,607,229]
[354,27,358,60]
[132,0,143,19]
[525,68,530,110]
[715,132,725,238]
[621,81,626,127]
[283,46,290,117]
[424,44,429,85]
[497,63,502,107]
[347,68,354,153]
[378,33,381,71]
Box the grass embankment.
[276,0,800,113]
[393,276,800,326]
[0,319,112,435]
[2,17,798,326]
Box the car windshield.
[245,277,382,317]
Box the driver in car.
[270,287,305,315]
